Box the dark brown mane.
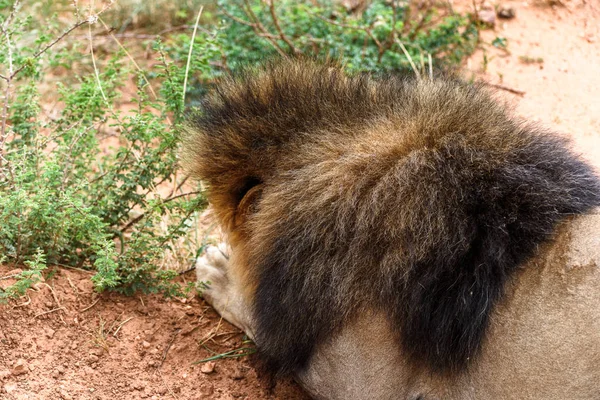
[183,59,600,375]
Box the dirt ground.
[0,264,308,400]
[1,1,599,399]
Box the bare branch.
[240,0,288,57]
[9,19,88,80]
[268,1,300,54]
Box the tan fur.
[199,212,600,399]
[186,60,600,398]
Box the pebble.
[185,308,196,316]
[200,362,215,374]
[0,369,11,380]
[45,328,56,339]
[229,366,245,380]
[477,8,496,26]
[497,5,516,19]
[11,359,28,376]
[142,341,151,349]
[4,383,17,393]
[199,384,214,397]
[88,355,99,363]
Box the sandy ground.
[0,265,308,400]
[1,1,599,399]
[463,0,600,167]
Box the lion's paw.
[195,243,230,304]
[194,242,255,338]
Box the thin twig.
[239,0,288,57]
[9,19,91,80]
[485,82,526,96]
[34,307,66,318]
[113,316,135,338]
[40,283,62,309]
[79,297,100,312]
[158,328,181,368]
[119,190,202,233]
[268,0,299,54]
[14,295,31,307]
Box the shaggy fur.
[183,60,600,375]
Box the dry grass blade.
[182,6,204,109]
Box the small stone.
[200,362,215,374]
[185,308,195,316]
[11,359,28,376]
[4,383,17,393]
[0,370,10,380]
[142,341,151,349]
[57,366,66,374]
[59,389,72,400]
[477,8,496,26]
[88,355,99,363]
[497,5,516,19]
[45,328,56,339]
[70,342,78,350]
[229,366,245,380]
[199,384,214,397]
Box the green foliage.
[216,0,478,74]
[0,250,46,301]
[0,0,480,300]
[0,1,210,299]
[492,36,508,49]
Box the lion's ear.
[234,183,263,228]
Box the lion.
[183,60,600,399]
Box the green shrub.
[0,0,479,301]
[0,1,217,299]
[216,0,478,74]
